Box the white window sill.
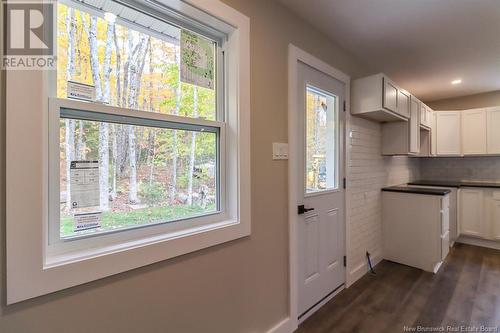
[45,219,240,268]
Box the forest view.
[305,87,338,193]
[57,3,218,237]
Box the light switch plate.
[272,143,288,160]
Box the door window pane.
[59,118,218,238]
[305,86,338,193]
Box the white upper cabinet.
[431,112,437,156]
[381,94,420,156]
[397,90,411,119]
[462,109,487,155]
[352,73,410,122]
[421,104,428,126]
[487,107,500,154]
[383,78,398,113]
[409,96,421,154]
[420,103,433,129]
[435,111,462,156]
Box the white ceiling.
[276,0,500,102]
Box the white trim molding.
[266,318,293,333]
[348,252,382,285]
[6,0,250,304]
[287,44,351,332]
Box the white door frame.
[287,44,351,331]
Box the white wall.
[348,116,420,282]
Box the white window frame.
[6,0,250,304]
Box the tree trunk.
[170,45,181,204]
[187,87,198,205]
[126,36,149,204]
[75,120,85,160]
[98,124,110,209]
[148,130,156,186]
[127,125,138,203]
[111,124,118,200]
[65,8,76,211]
[147,46,156,186]
[114,27,121,107]
[111,27,121,198]
[65,120,75,211]
[70,10,84,161]
[86,15,109,210]
[85,15,102,101]
[102,22,114,104]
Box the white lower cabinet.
[490,193,500,240]
[382,191,449,273]
[459,188,483,237]
[459,188,500,240]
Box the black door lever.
[298,204,314,215]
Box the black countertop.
[382,186,451,196]
[408,180,500,189]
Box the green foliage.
[139,181,166,205]
[60,203,217,237]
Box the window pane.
[56,2,217,120]
[59,118,218,238]
[305,86,338,193]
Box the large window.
[53,1,222,241]
[6,0,250,304]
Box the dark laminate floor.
[297,244,500,333]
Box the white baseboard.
[265,317,293,333]
[347,252,382,287]
[456,236,500,251]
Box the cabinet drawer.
[441,231,450,260]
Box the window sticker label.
[74,212,101,232]
[180,30,214,90]
[70,161,100,209]
[67,81,96,102]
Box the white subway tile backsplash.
[348,117,420,283]
[420,157,500,181]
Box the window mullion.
[52,98,224,130]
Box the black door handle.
[298,205,314,215]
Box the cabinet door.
[409,97,420,153]
[383,78,398,113]
[397,90,410,118]
[459,189,483,237]
[420,104,426,125]
[462,109,487,155]
[435,112,461,155]
[426,109,432,127]
[431,112,437,155]
[487,107,500,154]
[491,193,500,240]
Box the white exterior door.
[296,61,345,317]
